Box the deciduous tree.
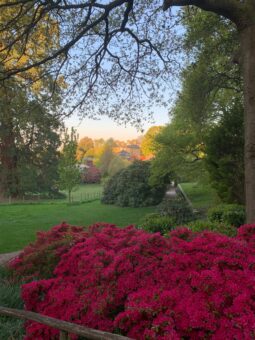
[0,79,61,198]
[77,137,94,161]
[141,126,163,157]
[58,128,80,202]
[151,9,244,203]
[163,0,255,222]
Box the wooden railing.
[0,306,131,340]
[177,184,194,210]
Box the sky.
[65,106,170,141]
[63,6,182,141]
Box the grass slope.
[0,200,154,253]
[180,182,219,209]
[62,184,103,202]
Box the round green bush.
[101,161,166,207]
[208,204,245,228]
[138,213,175,234]
[157,196,194,224]
[186,219,237,237]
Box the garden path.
[0,251,20,266]
[166,186,178,198]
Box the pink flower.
[17,223,255,339]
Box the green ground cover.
[0,200,154,253]
[0,267,24,339]
[180,182,219,209]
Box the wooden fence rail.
[177,184,194,210]
[0,306,132,340]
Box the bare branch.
[0,0,179,123]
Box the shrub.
[81,165,101,184]
[158,196,194,224]
[101,161,166,207]
[186,219,237,237]
[138,213,175,234]
[100,174,119,205]
[237,223,255,249]
[208,204,245,227]
[169,226,195,241]
[20,224,255,339]
[9,222,85,281]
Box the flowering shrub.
[81,164,101,183]
[237,223,255,249]
[9,222,85,281]
[19,223,255,339]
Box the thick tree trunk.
[240,24,255,223]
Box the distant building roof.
[127,144,140,149]
[78,164,89,169]
[118,150,131,158]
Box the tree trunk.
[0,113,19,198]
[240,24,255,223]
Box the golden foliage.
[0,2,60,91]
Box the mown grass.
[62,183,103,202]
[0,184,103,205]
[0,200,155,253]
[180,182,219,210]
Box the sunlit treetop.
[0,0,62,93]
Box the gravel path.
[0,251,20,266]
[166,186,178,198]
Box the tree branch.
[0,0,176,122]
[163,0,247,27]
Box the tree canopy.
[0,78,62,198]
[141,126,163,157]
[151,8,244,203]
[77,137,94,161]
[0,0,179,125]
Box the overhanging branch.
[163,0,246,27]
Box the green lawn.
[1,184,103,205]
[62,184,103,202]
[0,200,154,253]
[180,182,219,209]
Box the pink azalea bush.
[237,223,255,249]
[9,222,85,280]
[18,223,255,339]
